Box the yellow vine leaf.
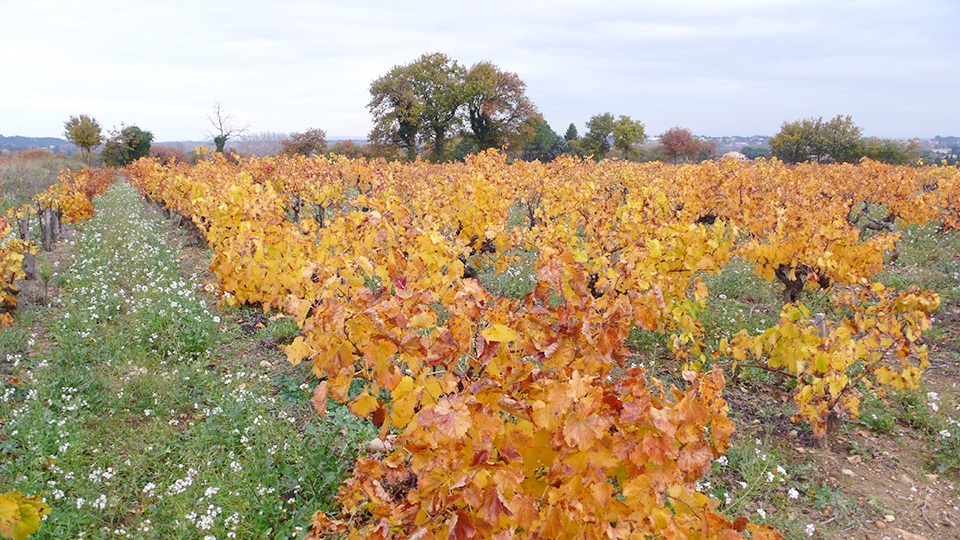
[481,324,519,343]
[0,491,51,540]
[284,336,312,366]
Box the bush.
[101,125,154,167]
[150,146,191,165]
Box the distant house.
[722,151,747,161]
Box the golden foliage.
[126,150,960,539]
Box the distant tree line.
[769,115,925,165]
[57,83,950,168]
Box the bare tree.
[207,101,249,152]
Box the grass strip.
[0,181,373,539]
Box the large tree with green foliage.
[368,67,421,160]
[63,114,104,165]
[860,137,922,165]
[521,120,568,162]
[582,113,616,160]
[368,53,540,162]
[368,53,466,162]
[612,115,646,160]
[463,61,540,153]
[770,115,864,164]
[101,125,153,167]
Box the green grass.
[0,152,84,211]
[0,182,373,539]
[696,433,828,538]
[874,221,960,302]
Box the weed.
[857,391,897,434]
[0,182,372,539]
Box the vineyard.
[2,151,960,539]
[126,151,957,538]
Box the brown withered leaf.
[310,381,328,417]
[478,487,513,525]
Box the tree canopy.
[101,125,153,167]
[280,128,327,157]
[659,126,701,163]
[368,53,539,161]
[770,115,863,164]
[521,120,568,162]
[860,137,922,165]
[63,114,104,165]
[612,115,646,160]
[463,61,540,153]
[581,113,616,160]
[368,53,464,161]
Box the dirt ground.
[723,340,960,540]
[813,351,960,540]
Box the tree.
[463,61,540,153]
[740,146,769,159]
[696,139,718,162]
[280,128,327,157]
[329,140,363,159]
[770,115,863,164]
[101,125,153,167]
[368,67,421,160]
[452,138,479,161]
[521,120,568,162]
[861,137,922,165]
[659,126,700,163]
[207,102,248,153]
[582,113,616,160]
[564,123,579,142]
[368,53,466,162]
[819,115,863,163]
[612,115,646,160]
[769,118,816,163]
[63,114,104,165]
[368,53,541,162]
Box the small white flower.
[788,487,800,499]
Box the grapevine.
[124,151,960,538]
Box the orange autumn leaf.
[419,395,472,439]
[477,487,513,526]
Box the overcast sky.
[2,0,957,142]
